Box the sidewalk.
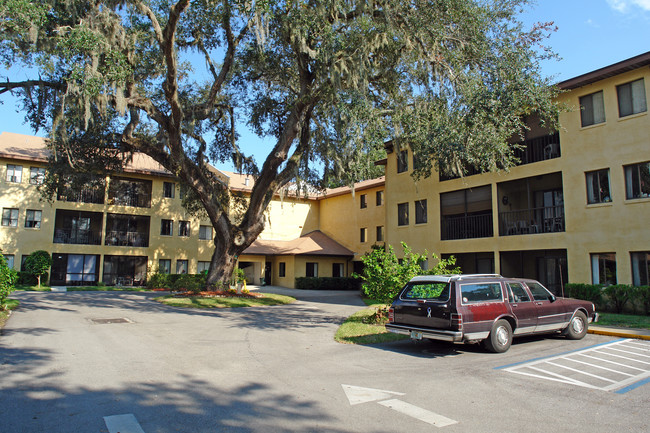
[589,325,650,341]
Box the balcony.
[53,228,102,245]
[499,206,565,236]
[104,231,149,247]
[108,177,152,208]
[57,187,105,204]
[107,193,152,208]
[441,213,493,241]
[512,132,560,166]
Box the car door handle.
[535,302,543,306]
[511,303,518,307]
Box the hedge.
[295,277,361,291]
[565,283,650,315]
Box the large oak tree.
[0,0,560,286]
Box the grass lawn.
[597,312,650,329]
[335,304,408,345]
[155,293,295,308]
[0,299,20,329]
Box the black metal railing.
[499,206,565,236]
[107,193,152,208]
[441,213,493,240]
[53,228,102,245]
[512,132,561,165]
[104,231,149,247]
[57,188,105,204]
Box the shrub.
[171,274,206,293]
[17,271,39,286]
[603,284,632,314]
[632,286,650,315]
[147,272,170,289]
[565,283,604,309]
[0,254,18,310]
[354,242,460,304]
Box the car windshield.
[460,283,503,304]
[401,282,450,301]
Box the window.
[25,210,42,228]
[161,219,173,236]
[306,262,318,277]
[1,208,18,227]
[163,181,175,198]
[360,227,367,243]
[460,283,503,304]
[591,253,617,285]
[631,252,650,286]
[360,194,367,209]
[579,91,605,127]
[376,226,384,242]
[526,282,554,301]
[197,261,210,274]
[397,202,409,226]
[178,220,190,237]
[20,255,29,271]
[199,225,213,240]
[333,263,344,278]
[30,167,46,185]
[376,190,384,206]
[507,283,531,303]
[415,199,427,224]
[624,162,650,199]
[4,254,14,269]
[402,282,450,301]
[176,259,188,274]
[279,262,286,278]
[6,164,22,183]
[397,149,409,173]
[586,169,611,204]
[617,78,647,117]
[159,259,171,274]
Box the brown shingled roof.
[243,230,354,257]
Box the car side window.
[507,283,531,303]
[526,282,554,301]
[460,283,503,304]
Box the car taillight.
[388,307,394,323]
[451,313,462,330]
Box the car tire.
[564,311,588,340]
[484,319,513,353]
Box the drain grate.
[89,318,133,324]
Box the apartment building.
[0,132,362,288]
[1,52,648,291]
[382,51,650,293]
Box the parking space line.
[104,414,146,433]
[499,339,650,392]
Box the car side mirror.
[549,294,556,302]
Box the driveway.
[1,288,648,433]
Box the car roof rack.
[455,274,502,280]
[410,274,503,283]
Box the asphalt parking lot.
[1,289,648,433]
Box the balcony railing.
[499,206,565,236]
[441,213,493,240]
[57,188,105,204]
[108,193,152,208]
[512,132,560,166]
[104,231,149,247]
[53,228,102,245]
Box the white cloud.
[607,0,650,12]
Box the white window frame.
[6,164,22,183]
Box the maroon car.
[386,274,598,353]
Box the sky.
[1,0,649,172]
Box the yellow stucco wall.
[319,185,386,258]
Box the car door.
[525,281,569,332]
[506,282,537,335]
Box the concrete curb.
[588,326,650,341]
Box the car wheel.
[484,319,513,353]
[564,311,588,340]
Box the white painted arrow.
[341,384,405,405]
[342,385,458,428]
